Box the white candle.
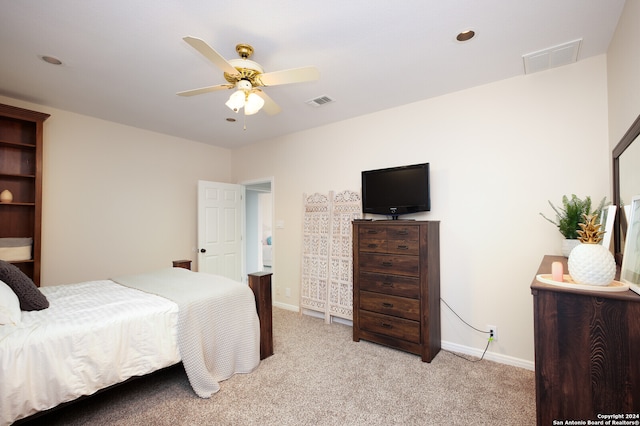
[552,261,564,282]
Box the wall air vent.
[522,39,582,74]
[306,95,335,107]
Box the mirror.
[613,114,640,264]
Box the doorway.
[243,179,274,275]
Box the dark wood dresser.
[531,255,640,425]
[352,220,440,362]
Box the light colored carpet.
[24,308,536,425]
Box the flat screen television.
[361,163,430,219]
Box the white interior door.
[197,180,245,282]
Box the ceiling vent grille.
[522,39,582,74]
[306,95,335,107]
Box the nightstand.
[248,272,273,359]
[172,259,192,270]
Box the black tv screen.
[361,163,430,218]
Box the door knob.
[200,248,206,253]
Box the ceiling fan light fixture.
[226,89,265,115]
[235,79,252,91]
[225,90,246,112]
[244,92,264,115]
[180,38,318,119]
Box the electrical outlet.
[285,288,291,298]
[487,325,498,341]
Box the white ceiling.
[0,0,626,149]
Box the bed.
[0,263,261,426]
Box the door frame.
[241,177,275,280]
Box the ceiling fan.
[177,36,320,116]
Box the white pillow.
[0,279,21,325]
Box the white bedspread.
[0,280,180,426]
[112,268,260,398]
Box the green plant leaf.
[540,194,608,239]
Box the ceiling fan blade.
[259,66,320,86]
[183,36,239,76]
[254,90,281,115]
[176,84,233,97]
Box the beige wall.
[2,15,626,366]
[0,95,233,285]
[607,0,640,147]
[609,0,640,219]
[232,55,610,365]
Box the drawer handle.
[396,245,409,250]
[381,323,393,329]
[397,230,409,235]
[366,230,379,234]
[382,302,394,308]
[381,261,393,267]
[367,243,379,248]
[382,281,394,287]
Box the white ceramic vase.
[567,243,616,286]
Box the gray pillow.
[0,260,48,311]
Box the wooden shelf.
[7,259,34,265]
[0,140,36,149]
[1,173,36,179]
[0,103,49,286]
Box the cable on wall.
[440,297,493,362]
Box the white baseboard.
[441,340,534,371]
[273,301,299,312]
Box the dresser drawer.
[359,291,420,321]
[387,226,419,240]
[359,225,387,239]
[386,239,419,255]
[358,253,419,276]
[359,239,387,253]
[360,238,419,254]
[359,271,420,298]
[359,310,420,344]
[360,225,419,239]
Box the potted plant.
[540,194,607,256]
